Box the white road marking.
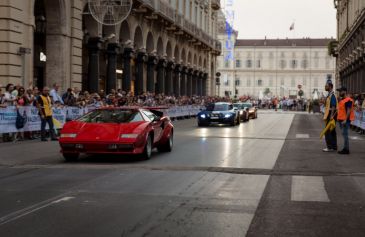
[0,196,75,226]
[296,134,310,139]
[291,176,330,202]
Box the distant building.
[333,0,365,94]
[217,37,336,99]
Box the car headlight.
[240,111,243,115]
[200,114,206,119]
[60,133,77,138]
[224,114,232,118]
[121,134,139,138]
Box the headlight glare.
[121,134,139,138]
[60,133,77,138]
[200,114,206,119]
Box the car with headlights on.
[233,103,249,122]
[59,107,173,161]
[197,102,240,126]
[242,102,258,119]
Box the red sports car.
[59,107,174,161]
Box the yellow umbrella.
[320,119,336,139]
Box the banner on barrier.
[0,105,203,133]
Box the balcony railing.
[136,0,221,52]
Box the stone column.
[122,47,134,93]
[180,65,187,96]
[197,71,203,96]
[147,54,158,93]
[106,43,120,94]
[165,61,175,95]
[135,50,147,96]
[187,68,193,96]
[203,73,208,96]
[174,64,181,97]
[156,58,167,94]
[192,70,199,96]
[87,37,103,93]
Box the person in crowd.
[2,84,17,142]
[50,83,64,104]
[11,84,21,97]
[337,87,355,155]
[73,87,80,99]
[16,87,26,106]
[322,80,338,152]
[36,87,58,141]
[0,86,6,108]
[62,88,76,106]
[25,88,35,106]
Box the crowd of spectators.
[0,83,235,109]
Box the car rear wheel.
[158,132,173,152]
[63,153,79,162]
[141,135,152,160]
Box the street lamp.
[216,72,221,96]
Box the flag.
[320,119,336,139]
[289,22,295,31]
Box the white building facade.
[217,37,336,99]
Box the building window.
[236,59,241,68]
[302,60,308,69]
[291,60,297,69]
[291,78,295,87]
[235,78,240,86]
[269,78,273,87]
[280,60,286,69]
[224,75,230,86]
[225,60,230,68]
[246,59,252,68]
[258,79,263,87]
[303,77,307,86]
[247,78,251,87]
[257,60,261,68]
[281,78,284,86]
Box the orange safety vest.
[337,97,355,121]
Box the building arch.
[133,26,144,49]
[187,51,192,65]
[146,32,154,53]
[174,45,180,62]
[193,54,198,66]
[33,0,70,89]
[181,48,186,64]
[156,37,164,56]
[166,41,172,59]
[119,20,130,44]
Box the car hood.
[61,121,147,141]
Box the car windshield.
[206,103,232,111]
[242,103,253,108]
[233,104,243,109]
[77,109,144,123]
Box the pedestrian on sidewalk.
[337,87,355,155]
[323,80,338,152]
[36,87,58,141]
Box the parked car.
[197,102,240,126]
[59,107,174,161]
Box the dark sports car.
[197,102,240,126]
[233,103,249,122]
[59,107,173,161]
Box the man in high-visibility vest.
[336,87,355,155]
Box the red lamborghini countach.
[59,107,174,161]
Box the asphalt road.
[0,111,364,237]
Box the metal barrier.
[352,111,365,130]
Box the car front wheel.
[158,132,173,152]
[141,135,152,160]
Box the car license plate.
[211,116,219,119]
